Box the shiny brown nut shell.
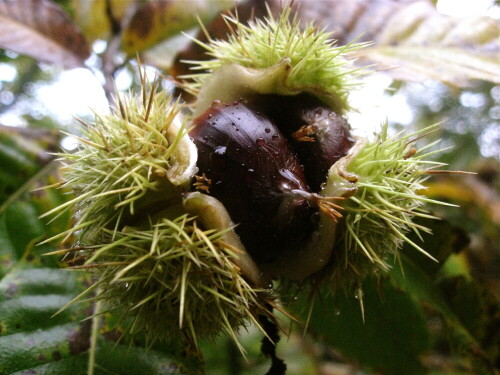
[190,101,317,264]
[246,94,355,191]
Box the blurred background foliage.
[0,0,499,374]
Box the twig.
[100,0,139,103]
[88,294,102,375]
[259,306,287,375]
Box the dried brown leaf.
[0,0,90,69]
[122,0,233,55]
[72,0,134,43]
[294,0,500,87]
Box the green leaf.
[0,135,39,206]
[0,127,203,374]
[289,218,497,374]
[397,218,469,279]
[0,268,83,303]
[0,266,203,375]
[295,278,430,375]
[438,276,498,344]
[0,125,66,275]
[92,340,203,375]
[0,125,59,208]
[0,267,90,374]
[0,196,64,276]
[0,322,89,374]
[3,201,45,256]
[3,339,202,375]
[0,215,16,278]
[390,219,498,374]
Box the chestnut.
[42,6,453,358]
[246,94,355,191]
[190,100,320,264]
[190,99,349,265]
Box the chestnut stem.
[259,306,287,375]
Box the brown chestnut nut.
[190,101,319,264]
[246,94,355,191]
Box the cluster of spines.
[182,6,367,112]
[57,214,266,351]
[330,124,455,290]
[41,80,184,245]
[41,4,458,353]
[41,78,270,350]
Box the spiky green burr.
[43,78,267,350]
[43,4,457,354]
[43,81,196,244]
[76,214,265,350]
[182,6,367,117]
[182,5,450,289]
[322,124,454,291]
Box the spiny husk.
[42,80,197,245]
[76,214,267,351]
[323,123,454,291]
[43,79,269,351]
[182,6,367,117]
